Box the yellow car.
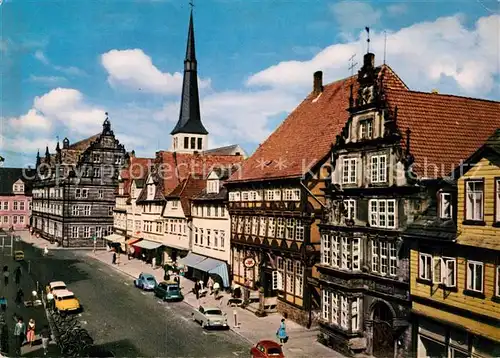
[14,251,24,261]
[53,289,81,313]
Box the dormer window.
[147,185,155,200]
[172,200,178,209]
[207,180,219,194]
[360,119,373,140]
[439,192,453,219]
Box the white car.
[192,305,228,329]
[47,281,67,295]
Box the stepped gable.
[228,65,407,182]
[166,176,206,216]
[153,151,245,196]
[40,133,101,167]
[386,89,500,178]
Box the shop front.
[132,239,164,266]
[178,252,230,288]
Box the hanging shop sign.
[243,257,256,269]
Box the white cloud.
[7,109,52,132]
[34,50,49,65]
[28,75,67,85]
[387,4,408,16]
[33,50,86,77]
[330,1,382,31]
[247,14,500,96]
[101,49,211,95]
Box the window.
[3,202,7,210]
[207,230,211,246]
[220,231,225,248]
[81,189,88,198]
[371,241,397,276]
[274,189,281,201]
[322,235,358,270]
[467,261,483,293]
[344,199,356,220]
[285,218,295,239]
[98,190,104,199]
[465,180,483,221]
[200,229,204,246]
[351,298,361,331]
[419,253,432,280]
[93,154,100,163]
[71,227,78,238]
[295,261,304,297]
[84,205,91,216]
[184,137,189,149]
[496,266,500,297]
[496,180,500,222]
[93,168,100,177]
[340,296,349,329]
[190,137,196,149]
[284,189,293,201]
[276,218,285,238]
[197,138,202,150]
[265,190,274,201]
[13,201,18,211]
[12,216,17,224]
[84,227,90,238]
[342,158,357,184]
[252,217,258,235]
[242,192,249,201]
[249,191,257,201]
[369,199,397,229]
[72,206,79,216]
[292,189,300,201]
[114,155,121,164]
[29,201,32,211]
[322,291,330,321]
[172,201,178,209]
[352,238,360,270]
[19,202,25,211]
[439,192,453,219]
[295,220,304,241]
[360,119,373,139]
[194,228,198,244]
[380,241,388,274]
[442,257,456,287]
[321,234,331,265]
[108,207,113,216]
[259,217,267,237]
[272,270,283,291]
[268,218,275,237]
[285,259,293,294]
[3,216,7,223]
[371,155,387,183]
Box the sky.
[0,0,499,167]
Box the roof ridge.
[389,88,500,104]
[67,133,101,149]
[379,64,409,90]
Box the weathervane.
[189,1,194,9]
[348,54,358,76]
[365,26,371,53]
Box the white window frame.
[265,190,274,201]
[351,297,361,332]
[294,261,303,298]
[321,234,331,265]
[465,180,484,221]
[442,257,456,287]
[342,158,357,184]
[496,179,500,222]
[344,199,356,220]
[259,217,267,237]
[322,290,330,321]
[340,296,349,329]
[242,191,249,201]
[419,253,432,281]
[371,155,387,183]
[369,199,397,229]
[98,190,104,199]
[439,192,453,219]
[295,220,304,241]
[467,260,484,293]
[252,216,259,236]
[360,118,373,139]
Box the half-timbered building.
[31,118,127,247]
[319,51,500,357]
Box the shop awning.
[126,238,141,245]
[177,252,206,267]
[103,234,125,243]
[193,258,230,288]
[133,239,162,250]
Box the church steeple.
[171,9,209,153]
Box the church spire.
[170,9,208,136]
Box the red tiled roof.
[120,156,153,196]
[40,133,103,167]
[166,176,206,216]
[228,65,407,182]
[67,133,100,150]
[154,151,245,195]
[387,90,500,178]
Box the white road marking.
[123,282,129,286]
[203,331,208,335]
[232,353,239,357]
[141,292,147,295]
[98,268,103,271]
[165,305,171,310]
[181,317,189,322]
[78,314,82,317]
[81,320,87,325]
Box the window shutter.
[277,271,283,290]
[433,257,442,284]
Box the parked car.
[192,305,228,329]
[250,340,285,358]
[46,281,67,294]
[53,289,81,313]
[134,273,157,291]
[154,281,183,301]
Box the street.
[18,241,252,357]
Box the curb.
[41,294,58,344]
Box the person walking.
[14,266,21,285]
[112,252,117,265]
[15,289,24,308]
[0,314,8,355]
[44,245,49,256]
[26,319,35,347]
[276,318,288,344]
[207,277,214,295]
[213,281,220,299]
[152,257,156,269]
[0,296,7,312]
[40,325,50,356]
[13,316,26,356]
[3,266,9,286]
[46,291,54,311]
[194,281,200,300]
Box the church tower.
[171,9,209,153]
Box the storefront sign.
[243,257,256,268]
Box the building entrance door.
[372,302,395,358]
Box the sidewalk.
[16,231,106,251]
[88,250,343,358]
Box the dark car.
[154,281,183,301]
[250,340,285,358]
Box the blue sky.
[1,0,499,167]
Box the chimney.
[431,89,439,94]
[313,71,323,95]
[363,53,375,69]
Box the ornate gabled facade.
[226,58,406,327]
[319,51,500,358]
[31,118,127,247]
[406,130,500,358]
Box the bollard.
[28,260,31,274]
[233,309,238,327]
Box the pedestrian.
[3,266,9,286]
[44,245,49,256]
[0,314,8,355]
[14,266,21,285]
[13,316,26,356]
[46,291,54,311]
[276,318,288,344]
[112,252,117,265]
[194,282,200,300]
[207,276,214,295]
[152,257,156,269]
[174,275,180,284]
[0,296,6,312]
[40,325,50,356]
[15,289,24,308]
[213,281,220,299]
[26,319,35,346]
